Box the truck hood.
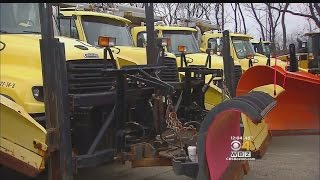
[114,46,177,67]
[177,53,241,68]
[0,34,105,69]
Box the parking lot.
[1,135,319,180]
[74,135,319,180]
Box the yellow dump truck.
[305,32,320,73]
[250,39,271,56]
[200,31,289,71]
[115,9,271,156]
[131,25,245,105]
[59,10,227,109]
[59,6,271,156]
[0,3,114,176]
[271,32,319,73]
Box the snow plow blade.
[196,91,276,180]
[0,95,47,177]
[237,65,320,135]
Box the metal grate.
[66,60,116,94]
[234,65,242,88]
[158,57,179,82]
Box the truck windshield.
[307,35,320,54]
[0,3,58,35]
[262,43,271,55]
[307,36,313,54]
[232,38,255,59]
[163,30,200,55]
[81,16,133,46]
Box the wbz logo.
[230,151,252,158]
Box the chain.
[222,80,231,102]
[165,96,196,133]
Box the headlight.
[32,86,44,102]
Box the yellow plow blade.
[0,95,47,177]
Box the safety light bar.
[178,45,187,53]
[98,36,116,47]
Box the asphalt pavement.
[1,135,319,180]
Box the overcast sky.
[222,3,318,41]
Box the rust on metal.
[33,139,48,153]
[0,150,40,177]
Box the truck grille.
[234,65,242,88]
[158,57,179,82]
[66,60,116,94]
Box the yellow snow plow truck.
[276,32,319,74]
[305,32,320,74]
[131,25,244,106]
[200,31,289,71]
[0,3,111,177]
[59,8,225,108]
[251,39,271,56]
[115,8,272,157]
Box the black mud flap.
[172,91,276,180]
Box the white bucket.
[187,146,198,162]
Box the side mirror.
[57,16,79,39]
[206,48,217,55]
[137,38,145,48]
[246,53,254,59]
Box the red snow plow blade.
[197,91,276,180]
[237,65,320,135]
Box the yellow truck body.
[131,25,245,108]
[200,32,290,71]
[59,11,225,109]
[0,3,113,176]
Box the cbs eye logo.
[231,140,242,151]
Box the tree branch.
[269,5,313,18]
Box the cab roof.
[60,10,132,25]
[250,39,271,44]
[133,25,197,32]
[203,31,253,39]
[304,32,320,36]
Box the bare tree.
[214,3,220,27]
[266,3,282,52]
[213,3,226,30]
[231,3,238,32]
[238,4,247,33]
[154,3,180,24]
[221,3,225,30]
[270,3,320,28]
[281,3,289,50]
[246,3,266,40]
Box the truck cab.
[251,39,271,56]
[59,10,227,108]
[305,32,320,72]
[0,3,120,176]
[0,3,112,122]
[200,31,288,71]
[131,25,243,100]
[59,10,178,68]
